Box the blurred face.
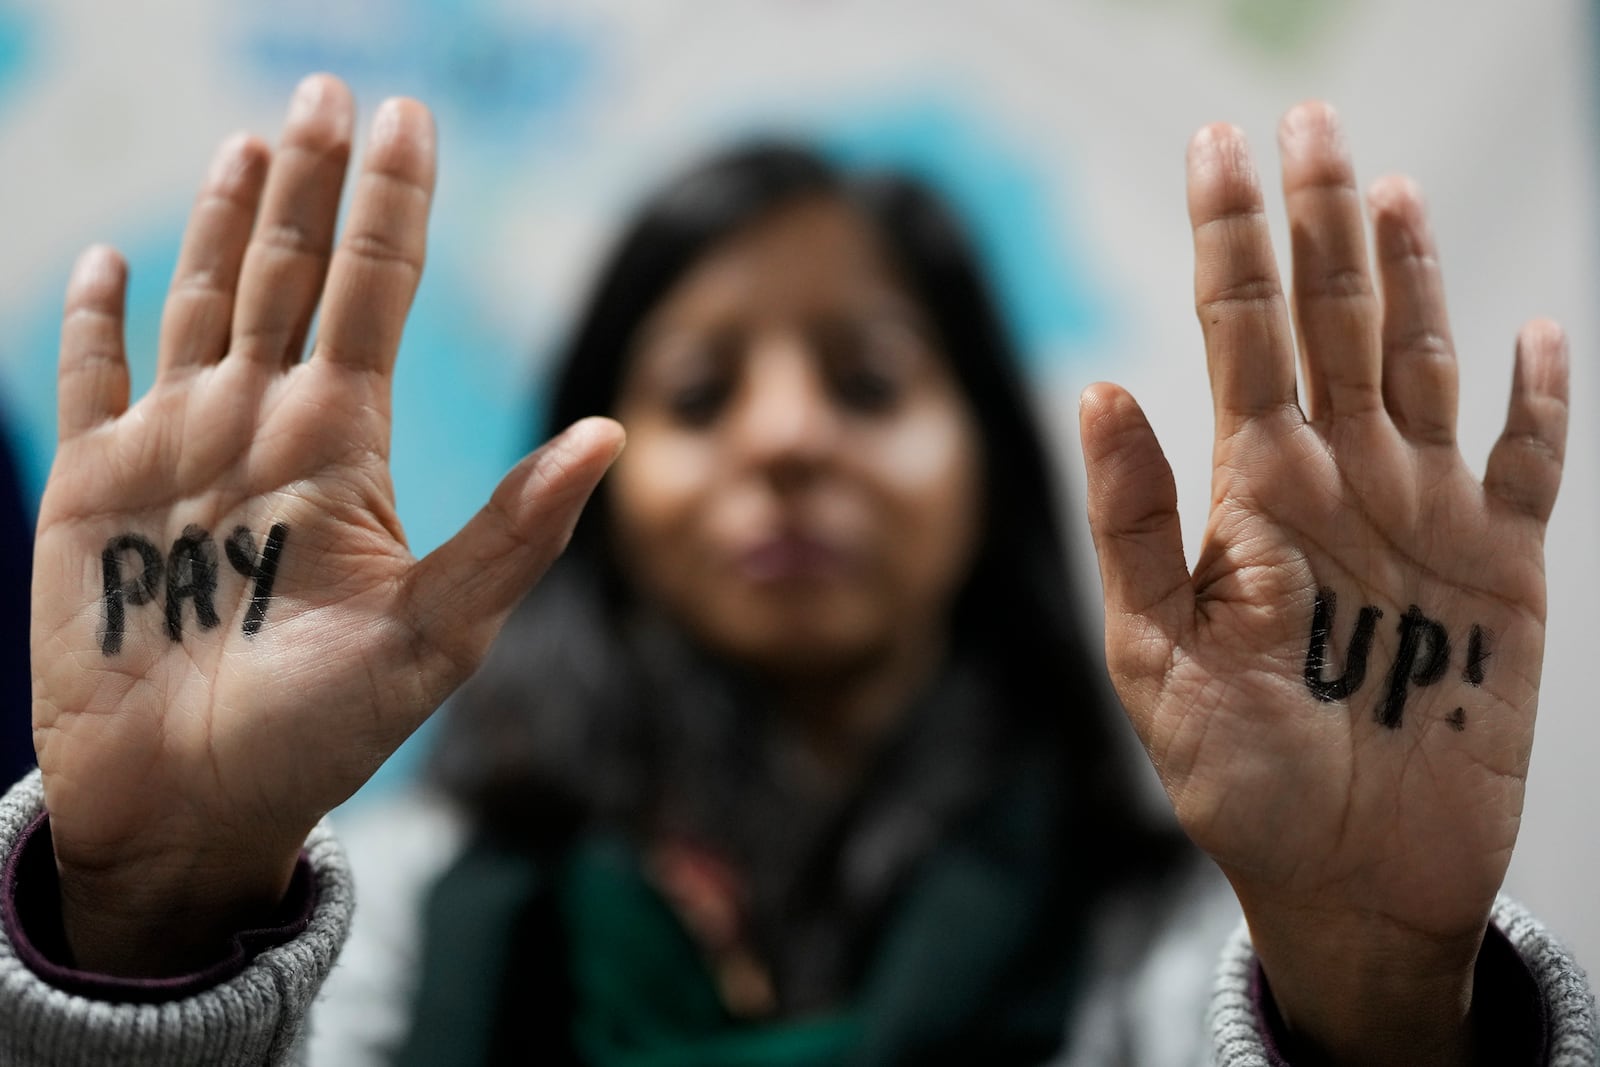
[607,197,984,682]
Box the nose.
[728,333,840,482]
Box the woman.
[378,140,1183,1064]
[0,74,1592,1065]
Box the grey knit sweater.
[0,771,1594,1066]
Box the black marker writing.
[1464,624,1491,686]
[165,524,221,641]
[1303,588,1382,703]
[101,534,164,656]
[98,521,291,655]
[1377,605,1451,729]
[225,522,289,637]
[1303,589,1494,731]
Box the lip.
[735,531,854,583]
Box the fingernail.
[1189,123,1255,183]
[70,245,123,295]
[288,75,327,123]
[569,416,627,463]
[1520,320,1570,393]
[1188,123,1225,162]
[207,134,241,181]
[370,98,436,157]
[1279,101,1344,157]
[371,98,404,141]
[207,132,259,188]
[1190,123,1239,156]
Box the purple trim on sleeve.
[1,811,317,1004]
[1253,922,1550,1066]
[1250,957,1294,1067]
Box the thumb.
[1079,383,1194,709]
[402,416,626,689]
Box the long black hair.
[431,142,1175,888]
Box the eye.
[817,318,926,414]
[628,328,739,429]
[831,363,900,413]
[666,375,732,427]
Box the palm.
[29,77,621,967]
[35,358,412,857]
[1161,414,1541,936]
[1079,103,1566,1003]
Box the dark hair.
[432,142,1174,885]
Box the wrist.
[1245,906,1484,1067]
[54,839,301,978]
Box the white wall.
[2,0,1594,966]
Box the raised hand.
[1078,102,1567,1065]
[30,75,624,975]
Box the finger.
[312,97,436,376]
[58,246,131,441]
[1188,124,1298,432]
[1279,102,1381,422]
[231,73,354,366]
[403,417,626,698]
[1080,383,1193,721]
[1484,320,1568,523]
[156,133,270,378]
[1368,174,1458,445]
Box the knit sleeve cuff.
[2,809,317,1002]
[1209,899,1599,1066]
[0,770,354,1066]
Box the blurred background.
[0,0,1595,965]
